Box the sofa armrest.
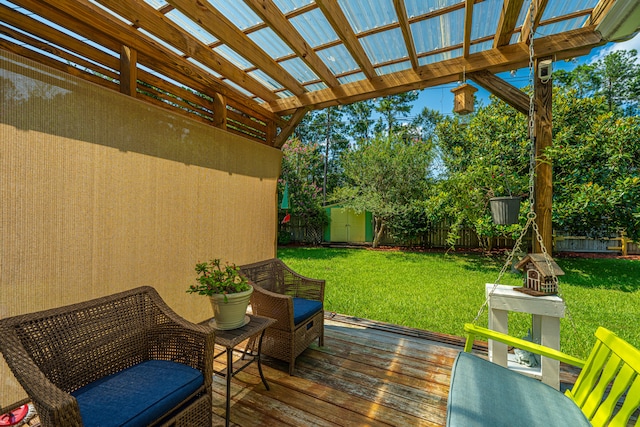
[280,262,325,302]
[250,284,295,329]
[0,326,83,426]
[463,323,585,368]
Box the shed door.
[330,209,366,243]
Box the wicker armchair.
[0,286,214,427]
[240,258,325,375]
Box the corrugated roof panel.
[142,0,167,10]
[376,61,412,76]
[338,0,397,34]
[277,89,295,99]
[338,72,366,84]
[223,78,255,98]
[248,69,284,91]
[206,0,262,31]
[360,28,408,65]
[304,82,329,92]
[418,48,463,66]
[280,57,319,83]
[248,28,294,60]
[404,0,460,17]
[165,9,218,45]
[289,9,339,48]
[536,17,588,37]
[541,0,599,22]
[272,0,315,15]
[470,39,493,55]
[316,45,360,74]
[471,0,503,40]
[412,8,464,54]
[214,45,255,70]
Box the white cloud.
[591,32,640,63]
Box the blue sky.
[410,32,640,118]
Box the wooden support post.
[120,45,137,96]
[534,56,553,253]
[212,93,227,130]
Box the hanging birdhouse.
[514,253,565,296]
[451,83,478,114]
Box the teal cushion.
[292,297,322,325]
[72,360,203,427]
[446,352,590,427]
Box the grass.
[277,246,640,360]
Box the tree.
[333,134,434,247]
[373,92,420,137]
[343,100,375,143]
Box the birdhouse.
[514,253,564,296]
[451,83,477,114]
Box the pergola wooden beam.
[469,70,529,114]
[394,0,419,69]
[120,45,137,96]
[94,0,278,103]
[166,0,307,97]
[274,108,309,148]
[494,0,525,48]
[244,0,341,88]
[269,26,603,114]
[520,0,549,43]
[463,0,474,57]
[315,0,377,80]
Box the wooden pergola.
[2,0,639,251]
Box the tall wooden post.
[120,46,137,96]
[533,56,553,253]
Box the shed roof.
[515,253,565,277]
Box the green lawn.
[277,246,640,359]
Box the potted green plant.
[187,259,253,330]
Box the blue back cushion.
[292,298,323,325]
[72,360,203,427]
[446,352,590,427]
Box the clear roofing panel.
[411,8,464,54]
[470,40,493,55]
[419,48,463,66]
[187,58,222,79]
[277,89,295,99]
[316,45,360,74]
[289,9,339,48]
[206,0,262,31]
[248,28,294,60]
[142,0,167,10]
[338,0,397,34]
[280,57,319,84]
[214,45,255,70]
[376,61,412,76]
[536,17,589,37]
[541,0,600,22]
[165,9,218,45]
[248,69,284,91]
[404,0,461,17]
[360,28,408,65]
[338,72,366,84]
[273,0,315,15]
[304,82,329,92]
[471,0,503,40]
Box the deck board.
[211,313,580,426]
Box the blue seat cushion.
[71,360,203,427]
[446,352,590,427]
[292,297,323,325]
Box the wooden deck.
[212,313,582,426]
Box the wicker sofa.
[240,258,325,375]
[0,286,214,427]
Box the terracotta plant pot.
[208,286,253,330]
[489,196,521,225]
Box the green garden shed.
[324,205,373,244]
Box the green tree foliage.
[279,137,329,242]
[374,92,420,137]
[333,134,434,247]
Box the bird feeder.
[451,83,478,114]
[514,253,565,296]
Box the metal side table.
[207,314,276,427]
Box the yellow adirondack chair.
[458,324,640,427]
